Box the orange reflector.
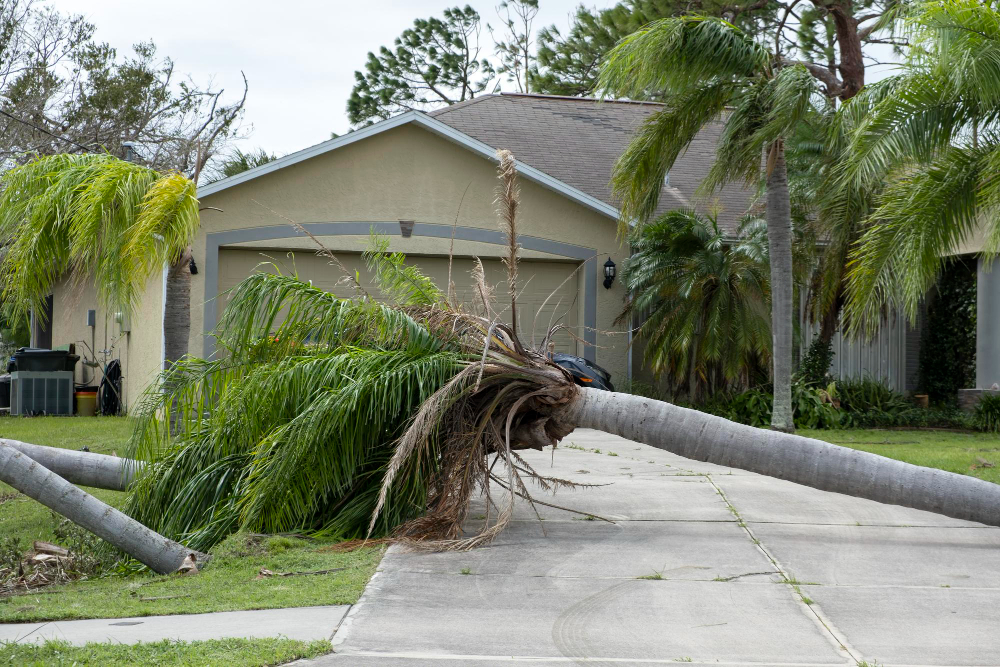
[579,377,593,382]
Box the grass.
[801,428,1000,485]
[0,637,332,666]
[0,417,383,623]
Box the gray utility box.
[10,371,74,416]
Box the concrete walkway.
[314,428,1000,666]
[0,605,349,645]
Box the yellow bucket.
[75,391,97,417]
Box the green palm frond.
[705,64,820,194]
[364,231,444,306]
[0,153,198,324]
[845,142,1000,332]
[843,0,1000,190]
[124,346,464,549]
[841,0,1000,332]
[214,271,446,358]
[596,16,768,100]
[610,82,734,226]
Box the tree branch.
[782,58,844,97]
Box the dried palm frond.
[495,149,521,336]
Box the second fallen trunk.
[0,443,202,574]
[1,439,141,491]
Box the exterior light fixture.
[603,257,616,289]
[189,257,199,275]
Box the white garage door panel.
[218,249,580,354]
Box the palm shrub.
[618,211,771,401]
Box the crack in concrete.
[704,476,862,666]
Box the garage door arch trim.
[203,221,597,360]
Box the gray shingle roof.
[430,93,752,236]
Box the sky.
[63,0,617,158]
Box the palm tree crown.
[842,0,1000,329]
[0,153,199,326]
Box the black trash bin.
[12,348,77,373]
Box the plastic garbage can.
[75,391,97,417]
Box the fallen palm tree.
[2,150,999,573]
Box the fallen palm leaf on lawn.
[256,567,347,579]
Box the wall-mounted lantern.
[603,257,616,289]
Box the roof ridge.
[427,95,496,116]
[498,92,663,106]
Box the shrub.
[974,394,1000,433]
[836,377,913,415]
[712,383,842,430]
[724,388,773,427]
[701,376,974,430]
[799,338,834,386]
[792,382,843,429]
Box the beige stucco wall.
[49,269,164,413]
[194,123,629,382]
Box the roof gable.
[197,110,620,220]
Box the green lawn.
[801,428,1000,485]
[0,416,383,624]
[0,637,332,666]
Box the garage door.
[217,249,581,354]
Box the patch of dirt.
[319,539,387,553]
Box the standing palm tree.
[0,153,200,367]
[619,210,771,401]
[598,17,820,431]
[842,0,1000,327]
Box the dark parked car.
[551,353,614,392]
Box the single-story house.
[40,93,751,410]
[36,92,999,411]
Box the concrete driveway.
[314,429,1000,666]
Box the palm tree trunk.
[0,444,204,574]
[766,142,795,432]
[564,388,1000,527]
[163,249,192,368]
[2,439,141,491]
[817,282,844,345]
